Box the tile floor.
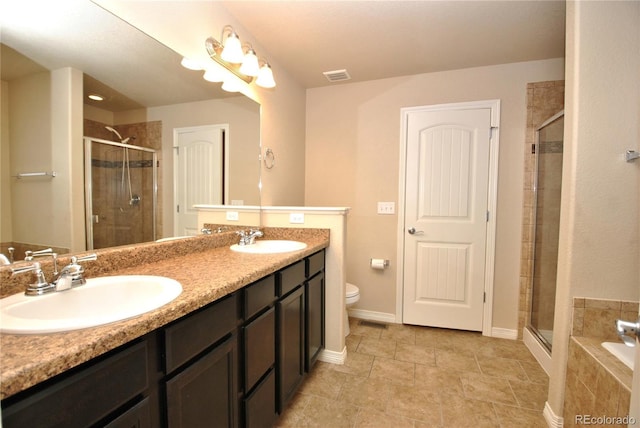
[277,318,549,427]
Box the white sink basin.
[230,240,307,254]
[0,275,182,334]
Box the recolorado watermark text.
[575,415,637,425]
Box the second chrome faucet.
[236,229,264,246]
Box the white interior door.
[402,106,493,331]
[174,125,226,236]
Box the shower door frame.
[83,137,158,250]
[528,110,564,352]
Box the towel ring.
[264,148,275,169]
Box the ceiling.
[0,1,566,109]
[221,0,566,88]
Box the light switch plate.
[226,211,239,221]
[377,202,395,215]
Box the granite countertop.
[0,229,329,400]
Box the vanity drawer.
[306,250,325,278]
[164,293,238,374]
[277,260,305,297]
[2,340,149,428]
[244,275,276,320]
[243,306,275,391]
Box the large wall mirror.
[1,1,261,260]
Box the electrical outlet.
[226,211,239,221]
[377,202,395,215]
[289,213,305,224]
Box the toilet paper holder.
[370,258,390,269]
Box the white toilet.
[344,283,360,336]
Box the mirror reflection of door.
[173,125,228,236]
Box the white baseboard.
[543,401,563,427]
[491,327,518,340]
[347,308,397,324]
[523,327,552,376]
[318,346,347,365]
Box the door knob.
[407,227,424,235]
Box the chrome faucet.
[236,229,264,246]
[54,254,98,290]
[11,253,97,295]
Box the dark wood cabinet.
[1,340,150,428]
[306,272,325,371]
[1,250,325,428]
[276,285,305,413]
[104,397,152,428]
[165,334,238,428]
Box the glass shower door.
[529,112,564,351]
[84,138,157,250]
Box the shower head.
[105,126,123,141]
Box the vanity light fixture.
[255,62,276,89]
[183,25,276,90]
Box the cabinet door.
[166,334,238,428]
[277,285,305,413]
[306,272,325,371]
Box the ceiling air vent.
[323,69,351,83]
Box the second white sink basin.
[230,240,307,254]
[0,275,182,335]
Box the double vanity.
[0,227,329,427]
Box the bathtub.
[602,342,635,370]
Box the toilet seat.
[346,283,360,305]
[346,283,359,298]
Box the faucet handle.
[11,262,55,296]
[74,254,98,264]
[24,248,58,275]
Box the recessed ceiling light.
[88,94,104,101]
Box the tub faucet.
[236,229,263,245]
[615,317,640,347]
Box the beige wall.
[547,0,640,419]
[305,58,565,330]
[147,97,261,237]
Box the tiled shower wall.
[518,80,565,339]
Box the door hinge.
[176,205,180,213]
[489,126,498,139]
[486,211,490,222]
[532,143,536,154]
[157,160,160,167]
[483,292,486,303]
